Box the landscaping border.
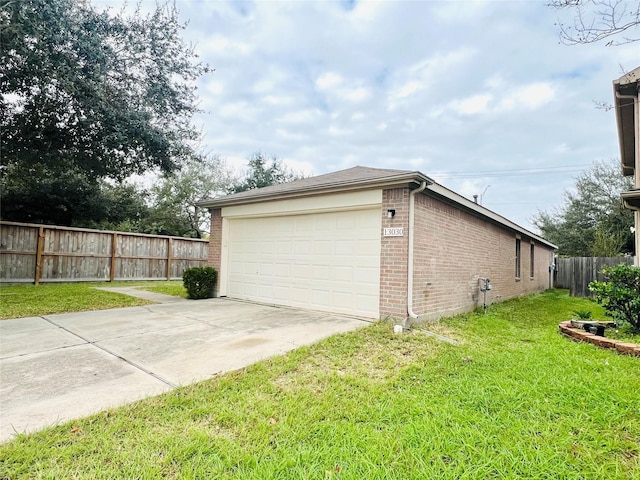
[559,321,640,357]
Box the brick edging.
[559,321,640,357]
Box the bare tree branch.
[550,0,640,46]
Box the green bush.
[182,266,218,300]
[589,264,640,333]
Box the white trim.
[221,190,382,219]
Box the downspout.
[407,181,428,320]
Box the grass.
[138,281,188,299]
[0,290,638,479]
[0,282,150,319]
[0,281,186,320]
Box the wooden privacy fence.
[555,256,636,297]
[0,221,209,284]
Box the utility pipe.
[407,180,428,320]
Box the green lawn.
[0,281,186,320]
[0,282,150,319]
[0,290,638,479]
[138,281,188,299]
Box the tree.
[1,0,210,224]
[550,0,640,46]
[227,152,304,194]
[532,159,634,256]
[145,155,234,238]
[0,159,150,228]
[89,182,150,232]
[0,162,105,225]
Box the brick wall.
[208,208,222,273]
[411,192,554,321]
[379,188,410,318]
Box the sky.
[111,0,639,233]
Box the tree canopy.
[1,0,209,179]
[532,159,634,256]
[145,155,233,238]
[227,152,303,194]
[0,0,210,226]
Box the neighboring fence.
[555,256,636,297]
[0,221,209,284]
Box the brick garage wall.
[208,208,222,272]
[379,188,410,318]
[411,192,554,321]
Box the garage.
[201,166,557,322]
[224,208,381,317]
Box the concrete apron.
[0,299,369,443]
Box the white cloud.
[498,83,556,112]
[387,48,474,109]
[451,94,493,115]
[316,72,344,90]
[278,110,319,124]
[170,0,636,231]
[343,87,369,102]
[205,81,224,95]
[203,36,251,56]
[263,95,292,106]
[448,83,555,116]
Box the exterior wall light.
[387,209,396,218]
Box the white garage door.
[226,209,381,318]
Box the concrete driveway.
[0,295,369,443]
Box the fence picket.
[555,256,636,297]
[0,221,209,283]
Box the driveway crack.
[41,316,177,388]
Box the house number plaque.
[383,228,404,237]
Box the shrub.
[572,309,592,320]
[182,266,218,300]
[589,264,640,333]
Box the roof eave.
[622,189,640,210]
[426,183,558,250]
[198,172,434,209]
[613,68,639,176]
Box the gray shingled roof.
[197,165,557,249]
[198,166,432,208]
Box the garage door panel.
[312,265,331,280]
[358,238,380,254]
[226,209,380,317]
[274,263,290,277]
[313,240,332,255]
[334,240,356,256]
[273,285,290,301]
[333,265,353,282]
[291,264,309,279]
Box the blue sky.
[118,0,639,232]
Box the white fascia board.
[221,189,383,219]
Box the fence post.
[34,226,44,285]
[167,237,173,280]
[110,232,117,282]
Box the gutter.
[407,180,428,320]
[198,171,434,209]
[614,86,638,177]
